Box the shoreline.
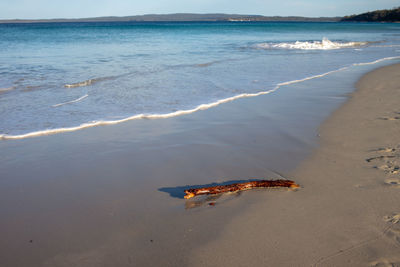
[2,56,399,140]
[0,62,399,266]
[188,63,400,266]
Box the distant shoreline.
[2,7,399,23]
[0,13,342,24]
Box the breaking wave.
[255,38,368,50]
[1,56,399,140]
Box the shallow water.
[0,21,400,137]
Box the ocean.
[1,21,400,139]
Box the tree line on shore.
[341,7,400,22]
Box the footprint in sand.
[378,111,400,121]
[370,214,400,266]
[370,258,400,267]
[366,155,395,163]
[386,228,400,245]
[384,213,400,224]
[370,147,397,153]
[384,178,400,188]
[383,213,400,245]
[379,116,400,121]
[366,146,400,177]
[378,164,400,175]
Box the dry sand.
[189,64,400,266]
[0,63,399,267]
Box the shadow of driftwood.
[183,191,245,209]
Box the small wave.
[64,75,116,88]
[195,60,225,68]
[371,44,400,48]
[65,79,96,88]
[0,86,15,93]
[22,85,42,92]
[255,38,368,50]
[1,56,399,141]
[196,62,214,68]
[52,94,88,107]
[64,75,121,88]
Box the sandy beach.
[188,63,400,266]
[0,63,400,266]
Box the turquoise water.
[0,22,399,138]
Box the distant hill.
[341,7,400,22]
[4,9,400,24]
[0,13,341,23]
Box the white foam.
[1,56,399,140]
[52,94,88,107]
[256,38,368,50]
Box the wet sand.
[0,63,399,266]
[188,63,400,266]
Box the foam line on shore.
[1,56,400,140]
[52,94,89,107]
[352,56,400,66]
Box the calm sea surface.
[0,22,399,137]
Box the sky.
[0,0,398,19]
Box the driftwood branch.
[184,179,299,199]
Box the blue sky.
[0,0,398,19]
